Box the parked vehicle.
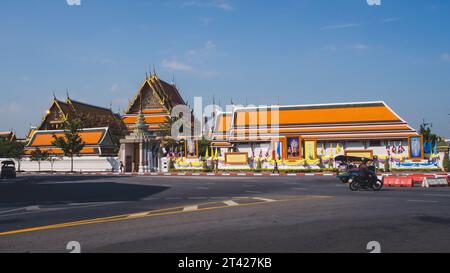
[1,160,16,179]
[335,155,383,191]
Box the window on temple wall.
[370,140,381,147]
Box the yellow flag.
[330,143,333,157]
[205,147,209,158]
[321,143,325,156]
[214,148,218,159]
[336,143,341,154]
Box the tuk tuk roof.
[334,155,373,163]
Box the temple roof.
[126,74,185,114]
[213,101,419,141]
[0,131,16,142]
[38,96,119,130]
[68,98,115,117]
[25,127,116,155]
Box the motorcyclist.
[358,158,371,186]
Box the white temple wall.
[1,157,120,172]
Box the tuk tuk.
[335,155,374,184]
[1,160,17,179]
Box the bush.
[168,159,175,171]
[255,160,262,172]
[384,157,390,172]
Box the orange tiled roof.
[213,102,419,141]
[29,131,105,147]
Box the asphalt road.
[0,174,449,253]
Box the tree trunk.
[38,160,41,173]
[71,155,74,173]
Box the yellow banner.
[225,153,248,164]
[304,140,316,160]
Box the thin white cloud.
[161,40,219,78]
[182,0,232,11]
[441,53,450,62]
[351,43,369,50]
[0,102,22,114]
[111,83,120,92]
[162,59,193,72]
[322,23,361,30]
[323,45,337,51]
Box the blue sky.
[1,0,450,137]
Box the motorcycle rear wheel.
[349,181,360,191]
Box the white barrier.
[422,177,449,188]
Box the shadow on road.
[0,178,169,207]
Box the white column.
[139,142,145,173]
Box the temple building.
[35,95,120,132]
[0,131,16,142]
[211,101,427,169]
[25,95,121,157]
[122,72,185,133]
[118,72,186,172]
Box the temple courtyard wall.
[1,157,120,173]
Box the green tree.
[30,148,49,172]
[443,152,450,172]
[0,140,25,172]
[384,157,391,172]
[52,119,85,173]
[198,137,211,159]
[419,122,440,147]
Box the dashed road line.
[253,197,276,203]
[0,195,332,237]
[223,200,239,207]
[183,205,199,212]
[407,200,438,203]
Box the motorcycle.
[335,155,383,191]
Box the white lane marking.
[253,197,276,202]
[223,200,239,207]
[238,173,247,176]
[424,194,450,197]
[197,187,209,190]
[26,206,40,211]
[287,174,297,176]
[183,205,199,212]
[127,212,150,218]
[407,200,438,203]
